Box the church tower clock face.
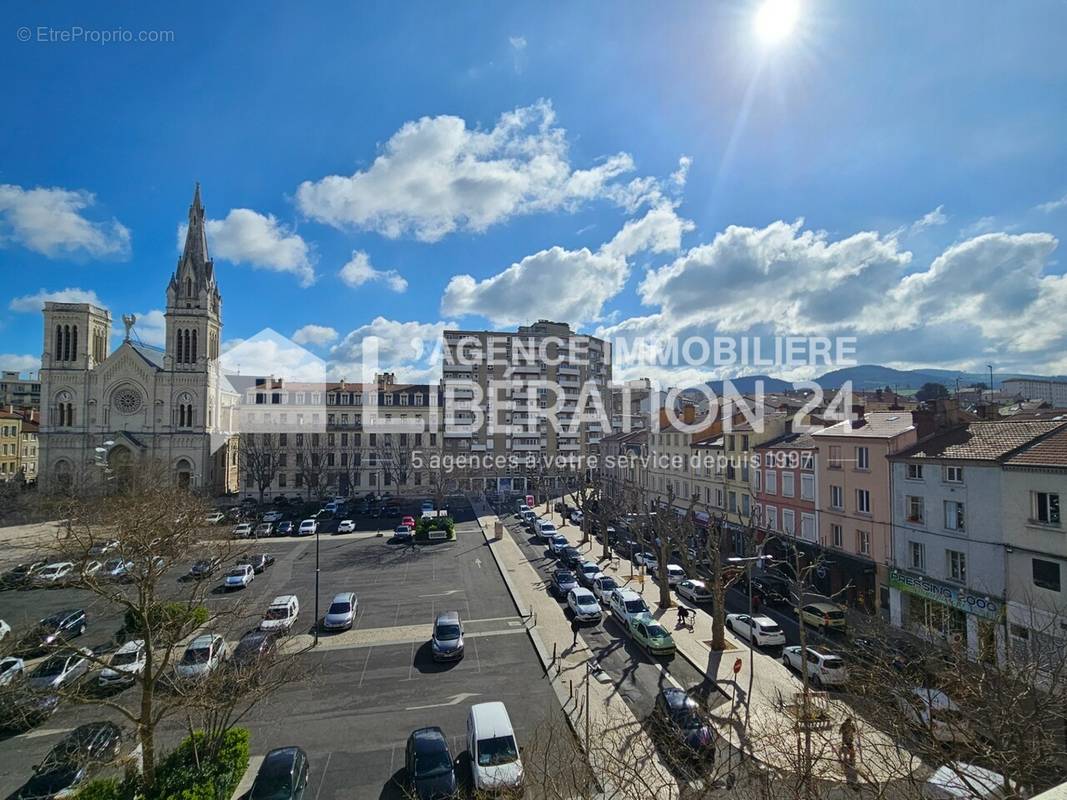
[112,387,143,415]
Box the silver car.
[175,634,229,682]
[430,611,464,662]
[323,592,357,631]
[28,648,93,691]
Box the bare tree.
[240,432,281,505]
[294,431,329,500]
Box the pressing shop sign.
[890,568,1001,620]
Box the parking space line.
[358,645,374,687]
[313,751,332,800]
[472,632,482,673]
[407,640,415,681]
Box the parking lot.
[0,497,578,799]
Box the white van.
[609,589,650,626]
[467,701,523,793]
[534,519,558,541]
[259,595,300,634]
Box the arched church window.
[191,329,198,362]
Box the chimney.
[683,404,696,425]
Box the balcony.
[512,441,543,452]
[559,442,581,452]
[510,363,541,375]
[444,430,473,438]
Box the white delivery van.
[467,701,523,793]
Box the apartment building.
[609,378,652,433]
[0,411,22,481]
[812,411,917,612]
[1003,377,1067,408]
[20,416,38,484]
[721,413,789,553]
[600,429,649,504]
[0,371,41,410]
[441,321,610,493]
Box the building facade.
[1002,378,1067,408]
[38,186,240,495]
[0,411,22,481]
[0,372,41,410]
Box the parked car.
[34,562,76,587]
[781,646,848,688]
[262,511,285,523]
[725,613,786,647]
[798,602,848,633]
[249,553,275,573]
[298,519,317,536]
[28,648,93,691]
[249,747,310,800]
[467,702,523,793]
[677,579,713,604]
[0,618,8,642]
[405,726,457,800]
[653,687,716,762]
[189,558,222,579]
[254,522,275,538]
[402,515,416,528]
[609,589,650,626]
[205,511,227,525]
[894,687,974,743]
[393,524,414,542]
[80,560,103,580]
[276,521,295,536]
[17,609,86,655]
[560,547,584,570]
[652,563,685,587]
[633,551,657,569]
[232,523,255,539]
[430,611,464,662]
[100,558,133,581]
[232,630,278,669]
[0,561,47,589]
[259,595,300,634]
[10,721,124,799]
[337,519,356,533]
[567,588,603,623]
[742,575,793,607]
[175,634,229,682]
[627,613,676,657]
[520,509,537,526]
[0,692,59,731]
[99,640,146,688]
[591,575,620,604]
[323,592,358,631]
[570,509,584,525]
[87,539,120,557]
[224,564,255,590]
[547,534,570,555]
[516,501,530,515]
[576,561,603,588]
[550,569,579,598]
[0,656,25,687]
[534,519,558,541]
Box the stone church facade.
[38,186,240,494]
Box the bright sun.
[754,0,801,45]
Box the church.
[38,186,240,494]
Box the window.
[830,485,844,510]
[1033,559,1061,592]
[944,501,965,532]
[801,473,815,501]
[857,529,870,555]
[782,508,796,535]
[831,523,843,548]
[765,505,778,531]
[907,496,925,523]
[728,492,737,512]
[944,465,964,483]
[715,488,724,508]
[856,488,871,514]
[741,494,751,516]
[765,470,777,494]
[947,550,967,583]
[829,445,842,469]
[1033,492,1061,526]
[910,541,925,570]
[801,513,816,541]
[855,446,870,470]
[782,472,795,498]
[753,469,761,492]
[906,463,923,480]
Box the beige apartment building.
[441,321,610,494]
[0,411,22,481]
[813,411,917,612]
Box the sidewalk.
[471,497,680,800]
[535,502,917,788]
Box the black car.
[405,726,457,799]
[189,558,222,579]
[740,575,792,607]
[0,693,59,731]
[276,521,295,536]
[249,553,275,574]
[653,688,715,762]
[16,609,86,656]
[1,561,47,590]
[551,570,579,598]
[250,747,310,800]
[232,630,278,669]
[560,547,584,570]
[11,721,123,799]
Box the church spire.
[173,182,215,294]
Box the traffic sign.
[733,657,742,675]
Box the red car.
[402,515,416,528]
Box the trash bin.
[494,520,504,540]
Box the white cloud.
[910,204,948,233]
[442,203,691,327]
[292,324,339,347]
[221,328,327,383]
[181,209,315,286]
[509,35,527,51]
[0,354,40,372]
[0,184,130,259]
[1036,194,1067,214]
[338,251,408,292]
[670,156,692,188]
[329,318,454,383]
[295,100,636,242]
[9,287,106,312]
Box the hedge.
[415,515,455,542]
[123,603,209,644]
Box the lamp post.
[727,553,775,719]
[313,520,321,647]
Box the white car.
[535,519,558,541]
[576,561,603,588]
[547,534,570,554]
[205,511,226,525]
[591,575,620,604]
[516,503,530,516]
[0,656,24,686]
[298,519,317,536]
[232,522,254,538]
[676,579,713,604]
[633,551,657,569]
[570,509,584,525]
[567,588,603,622]
[895,687,973,743]
[781,646,848,688]
[28,647,93,690]
[80,560,103,579]
[653,563,685,587]
[224,564,255,590]
[259,595,300,634]
[176,634,229,682]
[337,519,356,533]
[0,619,10,642]
[101,558,134,580]
[609,589,651,626]
[262,511,284,523]
[725,613,786,647]
[34,561,75,586]
[99,640,147,687]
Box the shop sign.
[889,568,1001,620]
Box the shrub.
[123,603,209,644]
[415,515,455,542]
[150,728,250,800]
[73,778,125,800]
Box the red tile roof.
[1004,425,1067,468]
[895,421,1067,462]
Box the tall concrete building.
[441,320,610,494]
[1003,378,1067,408]
[0,372,41,410]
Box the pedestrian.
[570,618,580,648]
[752,593,762,614]
[677,607,690,629]
[839,716,856,767]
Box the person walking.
[839,716,857,767]
[570,618,580,649]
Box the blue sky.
[2,1,1067,384]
